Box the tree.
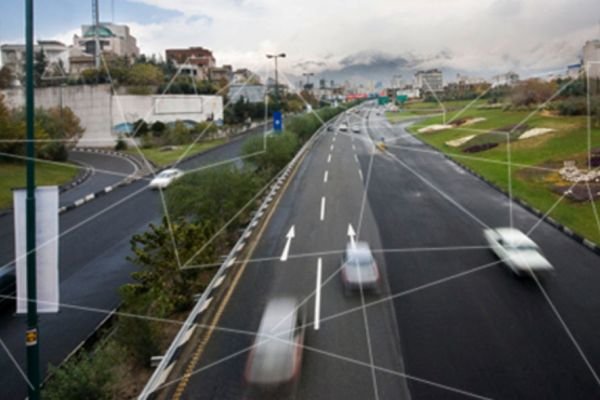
[127,63,164,86]
[166,166,263,233]
[34,49,48,86]
[0,66,14,89]
[243,132,299,178]
[511,79,557,107]
[126,217,217,316]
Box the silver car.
[341,242,381,293]
[244,298,306,397]
[484,227,553,276]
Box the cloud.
[49,0,600,77]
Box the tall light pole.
[266,53,286,110]
[302,72,314,90]
[25,0,40,398]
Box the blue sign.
[273,111,283,133]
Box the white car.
[351,126,360,133]
[148,168,184,189]
[484,228,553,276]
[338,124,348,132]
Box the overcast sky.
[1,0,599,76]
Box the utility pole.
[25,0,41,398]
[92,0,100,69]
[266,53,286,110]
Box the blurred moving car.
[148,168,184,189]
[338,124,348,132]
[351,125,360,133]
[244,298,306,397]
[327,124,335,132]
[484,227,553,276]
[341,242,380,293]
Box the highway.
[169,103,600,400]
[0,132,261,399]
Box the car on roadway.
[148,168,184,189]
[327,124,335,132]
[341,242,381,294]
[338,124,348,132]
[244,297,306,397]
[483,227,553,276]
[351,125,360,133]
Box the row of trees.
[0,94,83,162]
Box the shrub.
[462,143,499,153]
[115,136,128,151]
[43,350,115,400]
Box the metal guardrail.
[138,114,338,399]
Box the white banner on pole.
[13,186,60,314]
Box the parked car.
[341,242,380,293]
[148,168,184,189]
[244,298,306,397]
[484,227,553,276]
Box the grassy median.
[125,139,227,167]
[0,161,79,209]
[389,103,600,245]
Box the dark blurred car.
[341,242,380,294]
[244,298,306,398]
[0,264,16,304]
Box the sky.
[1,0,600,78]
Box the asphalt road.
[60,149,139,207]
[172,103,600,400]
[0,132,261,399]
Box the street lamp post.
[302,72,314,90]
[266,53,286,110]
[25,0,40,398]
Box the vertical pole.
[274,57,279,110]
[25,0,40,399]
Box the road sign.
[396,95,408,104]
[273,111,283,132]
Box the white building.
[583,40,600,79]
[1,40,69,82]
[72,22,139,62]
[491,71,520,87]
[414,69,444,93]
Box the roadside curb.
[138,117,328,400]
[410,134,600,257]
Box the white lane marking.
[315,258,322,331]
[332,137,336,142]
[352,144,356,151]
[324,170,329,183]
[358,169,363,181]
[327,154,332,163]
[320,196,326,221]
[330,144,334,151]
[280,225,295,261]
[354,154,359,163]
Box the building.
[491,71,520,87]
[414,69,444,94]
[1,40,69,81]
[166,47,216,69]
[228,84,267,103]
[567,63,582,79]
[208,65,233,83]
[72,23,139,61]
[232,68,260,84]
[583,40,600,79]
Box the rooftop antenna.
[92,0,100,69]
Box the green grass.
[126,139,227,166]
[407,106,600,245]
[0,161,79,209]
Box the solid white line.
[324,170,329,183]
[327,154,332,163]
[315,258,322,331]
[320,196,326,221]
